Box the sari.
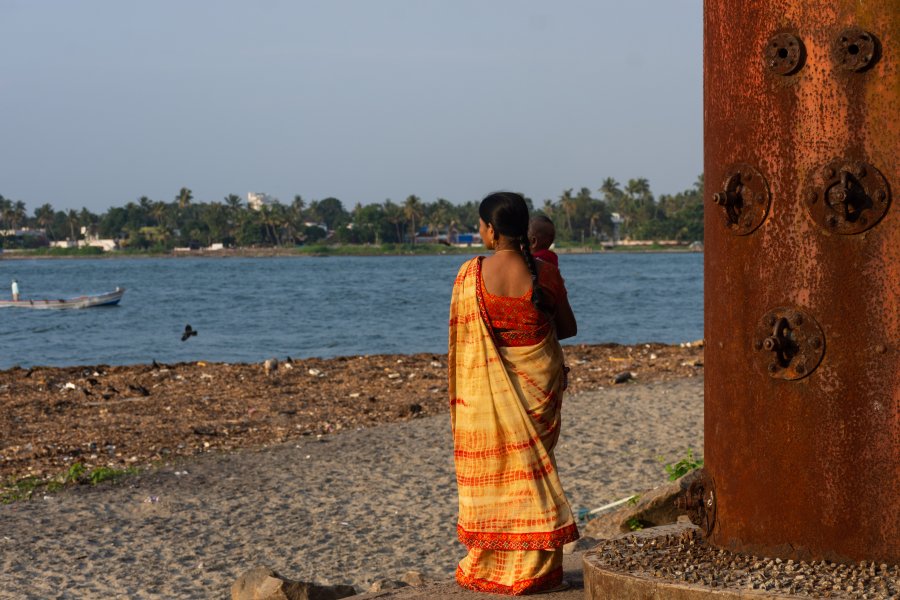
[449,257,578,595]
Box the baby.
[528,215,558,267]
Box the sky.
[0,1,703,214]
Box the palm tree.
[291,195,306,219]
[9,201,27,231]
[403,195,423,244]
[34,204,56,240]
[625,178,652,205]
[139,195,152,215]
[0,195,10,230]
[79,207,99,239]
[289,195,306,241]
[600,177,622,202]
[257,204,280,245]
[558,189,576,238]
[224,194,243,212]
[151,201,168,228]
[383,200,404,243]
[427,198,454,238]
[176,187,193,210]
[66,210,80,242]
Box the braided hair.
[478,192,549,314]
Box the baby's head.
[528,215,556,251]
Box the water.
[0,253,702,368]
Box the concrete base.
[583,525,793,599]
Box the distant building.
[0,227,47,238]
[79,227,118,251]
[247,192,277,211]
[609,213,625,244]
[302,221,328,233]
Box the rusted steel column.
[703,1,899,563]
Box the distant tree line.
[0,175,703,250]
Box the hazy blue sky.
[1,1,702,214]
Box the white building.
[79,226,118,251]
[247,192,277,211]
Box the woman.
[449,192,578,595]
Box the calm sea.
[0,253,702,369]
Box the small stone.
[400,571,427,587]
[263,359,278,375]
[613,371,633,384]
[367,579,408,593]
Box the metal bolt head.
[834,28,878,71]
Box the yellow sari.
[449,258,578,595]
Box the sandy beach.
[0,373,703,598]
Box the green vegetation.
[626,517,645,531]
[660,448,704,481]
[1,462,138,504]
[27,246,104,257]
[1,176,703,253]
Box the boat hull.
[0,289,126,310]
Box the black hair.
[478,192,548,313]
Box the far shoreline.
[0,244,702,260]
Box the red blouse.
[479,259,569,347]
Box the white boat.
[0,287,126,309]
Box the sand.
[0,377,704,599]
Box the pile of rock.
[587,525,899,598]
[232,567,430,599]
[232,567,356,600]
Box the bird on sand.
[181,324,198,342]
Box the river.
[0,253,702,368]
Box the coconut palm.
[403,195,424,244]
[176,187,193,210]
[558,189,576,238]
[66,210,80,242]
[34,204,56,240]
[383,200,404,243]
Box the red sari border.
[457,523,579,551]
[456,564,564,596]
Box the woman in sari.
[449,192,578,595]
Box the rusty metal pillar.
[703,1,899,563]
